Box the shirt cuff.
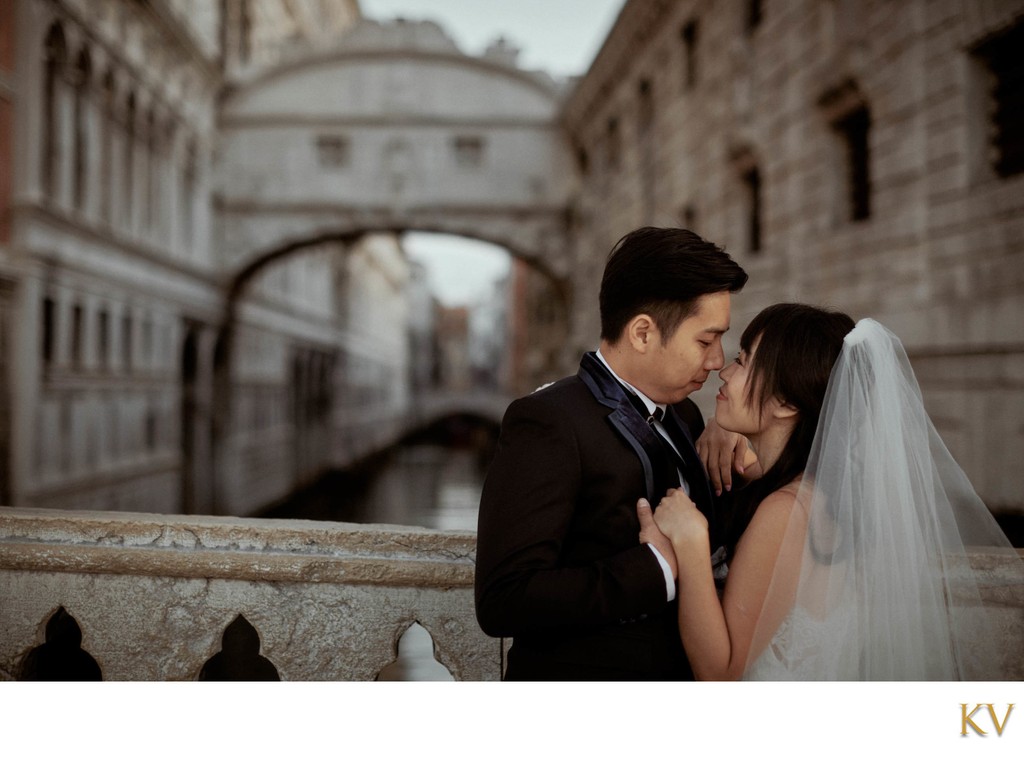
[647,544,677,602]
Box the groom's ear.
[627,315,657,353]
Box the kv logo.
[960,703,1014,737]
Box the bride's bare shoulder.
[742,479,807,542]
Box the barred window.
[971,22,1024,178]
[820,80,871,223]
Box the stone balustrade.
[1,507,1022,681]
[0,508,500,680]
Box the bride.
[638,303,1023,680]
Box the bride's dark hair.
[722,303,855,558]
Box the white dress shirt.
[595,350,684,602]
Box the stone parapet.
[0,508,499,680]
[1,508,1021,681]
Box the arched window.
[72,48,92,213]
[99,71,116,224]
[181,138,197,251]
[123,91,136,230]
[144,107,158,233]
[157,117,176,245]
[42,23,68,199]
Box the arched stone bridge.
[410,389,512,429]
[216,18,576,285]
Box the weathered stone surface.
[0,508,500,681]
[1,508,1021,681]
[561,0,1024,516]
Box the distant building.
[3,0,369,515]
[406,258,440,393]
[468,274,510,391]
[0,0,16,505]
[562,0,1024,515]
[436,305,471,393]
[506,259,569,397]
[222,0,361,77]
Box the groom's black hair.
[599,227,747,342]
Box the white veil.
[743,319,1023,680]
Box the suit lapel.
[578,353,664,501]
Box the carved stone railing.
[0,508,499,681]
[1,508,1022,681]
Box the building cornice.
[218,113,558,131]
[11,202,222,291]
[222,46,564,111]
[560,0,675,132]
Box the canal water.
[267,421,496,681]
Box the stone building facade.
[1,0,16,506]
[2,0,387,517]
[221,233,413,516]
[8,0,224,514]
[562,0,1024,516]
[5,1,571,519]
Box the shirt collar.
[595,349,666,418]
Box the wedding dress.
[742,319,1023,680]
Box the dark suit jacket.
[474,353,718,680]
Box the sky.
[358,0,626,305]
[359,0,625,78]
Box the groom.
[474,227,747,680]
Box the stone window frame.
[123,91,137,229]
[680,202,697,231]
[968,21,1024,180]
[42,22,68,201]
[122,308,134,375]
[605,116,621,173]
[745,0,763,36]
[41,295,56,368]
[71,47,92,214]
[70,302,84,369]
[730,146,763,255]
[452,134,485,169]
[819,79,872,225]
[680,19,698,91]
[315,133,350,169]
[99,70,117,225]
[97,307,110,371]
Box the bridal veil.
[744,319,1023,680]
